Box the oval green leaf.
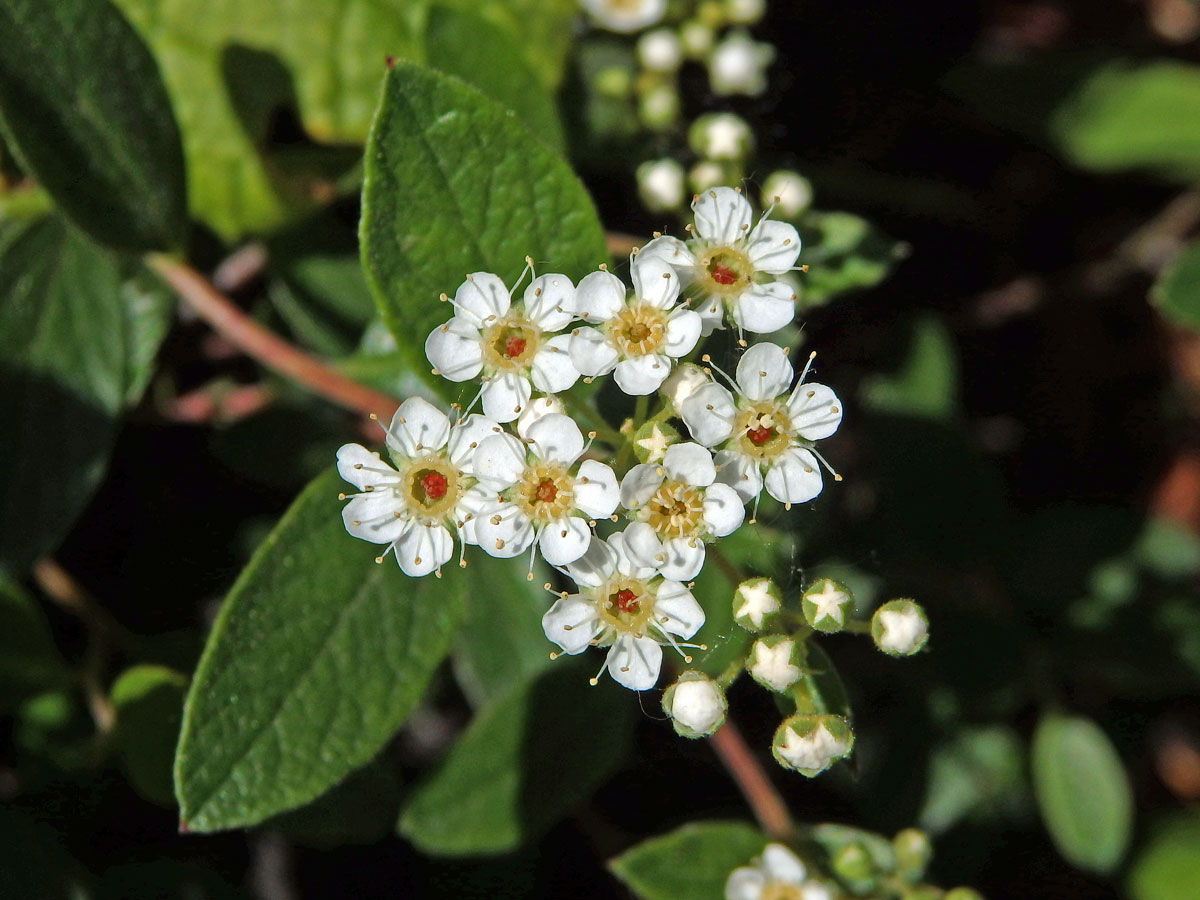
[1153,240,1200,333]
[360,61,607,365]
[112,664,188,807]
[1128,812,1200,900]
[0,0,186,252]
[174,468,466,832]
[1031,713,1134,874]
[608,821,769,900]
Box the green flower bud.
[944,889,985,900]
[631,418,680,464]
[903,888,944,900]
[871,599,930,656]
[893,828,932,882]
[747,634,804,693]
[725,0,767,24]
[679,20,715,59]
[595,64,633,99]
[772,713,854,776]
[697,1,726,28]
[802,578,855,633]
[831,842,877,890]
[732,577,781,632]
[638,82,679,131]
[662,671,727,738]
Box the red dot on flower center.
[710,263,738,285]
[747,425,772,445]
[535,479,558,503]
[504,335,527,358]
[615,589,640,612]
[420,471,448,500]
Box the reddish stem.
[708,719,794,840]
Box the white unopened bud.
[871,599,929,656]
[637,27,683,72]
[772,713,854,776]
[725,0,767,24]
[663,671,727,738]
[688,160,728,193]
[581,0,667,33]
[689,112,754,161]
[732,577,781,631]
[762,170,814,219]
[679,20,715,58]
[802,578,854,633]
[707,30,775,97]
[637,158,686,213]
[748,634,804,692]
[661,362,709,411]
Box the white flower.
[707,30,775,97]
[425,271,579,423]
[620,442,745,580]
[680,342,842,506]
[541,532,706,690]
[762,170,813,219]
[580,0,666,33]
[733,577,781,631]
[569,258,701,395]
[747,636,802,692]
[472,413,619,568]
[872,599,929,656]
[637,158,686,213]
[637,27,683,71]
[726,843,833,900]
[663,671,727,737]
[772,714,854,776]
[336,398,498,577]
[639,187,800,336]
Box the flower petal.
[703,482,746,537]
[659,537,705,582]
[527,412,584,465]
[694,295,725,337]
[614,354,671,395]
[732,281,796,335]
[606,633,663,691]
[474,501,534,559]
[786,382,843,440]
[569,326,619,377]
[664,308,702,357]
[447,413,503,472]
[387,397,450,458]
[692,186,753,244]
[573,460,620,518]
[663,441,716,486]
[395,521,454,577]
[637,234,695,275]
[538,515,592,566]
[620,464,665,510]
[622,521,665,569]
[762,844,807,884]
[573,270,627,322]
[455,484,492,545]
[523,273,575,332]
[453,272,510,327]
[342,490,407,543]
[715,450,763,502]
[609,530,660,580]
[517,395,564,438]
[745,219,801,274]
[565,536,618,588]
[725,868,766,900]
[425,317,483,381]
[736,342,793,401]
[542,594,602,654]
[631,255,681,310]
[481,373,532,423]
[764,447,823,504]
[530,335,580,393]
[680,382,737,447]
[336,443,398,491]
[472,432,527,490]
[653,580,705,638]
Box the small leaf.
[1153,240,1200,333]
[111,664,188,806]
[1127,812,1200,900]
[361,62,607,367]
[608,821,769,900]
[799,211,906,305]
[0,0,186,251]
[1031,713,1134,874]
[398,662,635,856]
[0,575,68,712]
[174,469,466,832]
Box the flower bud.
[748,634,804,692]
[661,362,708,411]
[637,27,683,72]
[893,828,932,882]
[638,82,680,131]
[831,842,877,891]
[594,64,633,99]
[697,0,726,27]
[902,888,945,900]
[802,578,855,633]
[688,160,730,194]
[707,30,774,97]
[944,889,985,900]
[662,671,727,738]
[732,577,781,631]
[772,713,854,776]
[689,112,754,161]
[725,0,767,24]
[636,158,686,213]
[871,599,929,656]
[762,170,814,219]
[632,419,680,464]
[679,20,715,58]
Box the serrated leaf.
[111,664,187,806]
[0,575,68,712]
[1127,812,1200,900]
[398,662,635,856]
[0,0,186,252]
[1153,240,1200,333]
[174,469,466,832]
[361,61,607,368]
[608,821,769,900]
[1031,713,1134,874]
[0,217,174,570]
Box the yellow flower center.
[597,578,655,635]
[760,884,805,900]
[514,462,574,524]
[733,401,794,461]
[608,301,668,357]
[696,246,752,298]
[401,454,462,523]
[640,478,706,538]
[480,314,541,372]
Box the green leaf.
[860,317,958,422]
[1031,713,1134,874]
[361,61,607,366]
[174,469,466,832]
[792,642,853,720]
[269,758,403,848]
[398,662,635,856]
[608,821,769,900]
[0,0,186,252]
[1127,812,1200,900]
[917,726,1030,835]
[112,664,188,806]
[0,217,174,570]
[799,211,907,305]
[0,575,68,712]
[1153,240,1200,333]
[439,0,577,91]
[1051,61,1200,181]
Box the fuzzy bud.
[871,599,929,656]
[689,112,754,161]
[637,27,683,72]
[762,170,814,219]
[636,158,686,213]
[747,634,804,692]
[893,828,932,882]
[772,713,854,776]
[802,578,855,633]
[732,577,781,631]
[662,671,727,738]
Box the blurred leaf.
[0,217,174,570]
[860,317,958,422]
[1152,240,1200,332]
[0,0,186,252]
[799,211,907,305]
[0,574,68,712]
[111,664,187,806]
[361,62,607,370]
[608,821,768,900]
[1127,812,1200,900]
[452,554,554,707]
[96,860,248,900]
[1051,61,1200,181]
[270,758,402,847]
[439,0,577,91]
[1031,713,1133,874]
[918,726,1030,835]
[806,823,896,882]
[174,469,466,832]
[1133,516,1200,580]
[398,662,635,855]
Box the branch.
[708,718,795,841]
